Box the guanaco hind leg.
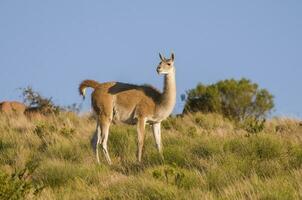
[92,121,102,163]
[137,118,146,162]
[100,121,112,164]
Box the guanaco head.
[157,53,175,75]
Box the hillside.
[0,112,302,199]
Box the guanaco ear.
[159,53,165,61]
[171,52,175,61]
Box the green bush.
[183,78,274,121]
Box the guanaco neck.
[157,69,176,118]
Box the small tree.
[183,78,274,121]
[21,87,61,115]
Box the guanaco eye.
[167,63,171,66]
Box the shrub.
[21,87,62,115]
[183,78,274,122]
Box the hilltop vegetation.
[0,112,302,199]
[183,78,274,122]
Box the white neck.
[156,69,176,119]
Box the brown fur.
[79,53,176,164]
[85,82,162,123]
[79,80,100,97]
[0,101,26,115]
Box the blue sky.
[0,1,301,117]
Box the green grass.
[0,112,302,199]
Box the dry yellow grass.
[0,112,302,199]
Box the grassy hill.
[0,112,302,199]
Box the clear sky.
[0,1,301,117]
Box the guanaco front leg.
[152,122,164,161]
